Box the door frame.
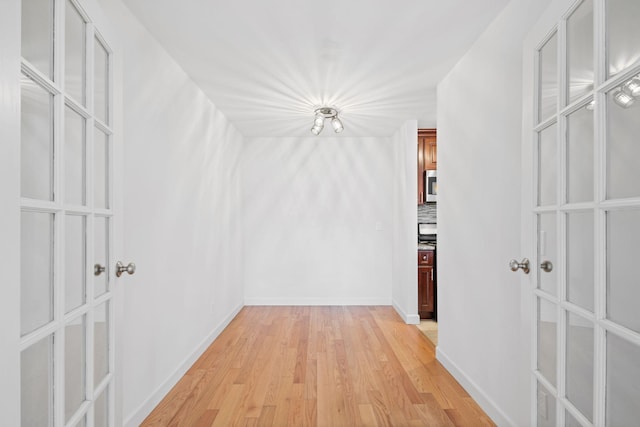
[0,0,22,424]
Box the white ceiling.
[121,0,510,137]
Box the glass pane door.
[20,0,114,425]
[530,0,640,425]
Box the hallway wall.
[97,1,244,425]
[242,136,393,305]
[391,120,419,323]
[436,0,552,425]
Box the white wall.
[242,136,392,305]
[435,0,552,426]
[391,120,419,324]
[97,1,244,425]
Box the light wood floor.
[141,306,495,427]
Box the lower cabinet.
[418,250,436,319]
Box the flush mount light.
[613,89,635,108]
[311,107,344,135]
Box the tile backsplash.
[418,203,437,224]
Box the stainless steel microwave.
[424,170,437,202]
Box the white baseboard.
[244,297,391,306]
[436,347,516,427]
[392,299,420,324]
[124,303,243,427]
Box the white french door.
[522,0,640,426]
[1,0,122,425]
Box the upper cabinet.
[417,129,437,204]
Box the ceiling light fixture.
[622,76,640,98]
[311,107,344,135]
[613,89,635,108]
[609,74,640,109]
[331,116,344,133]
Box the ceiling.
[121,0,510,137]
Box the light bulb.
[331,117,344,133]
[314,113,325,127]
[622,77,640,98]
[613,89,635,108]
[311,123,323,135]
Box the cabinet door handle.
[431,269,434,281]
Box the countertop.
[418,243,436,250]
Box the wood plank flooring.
[141,306,495,427]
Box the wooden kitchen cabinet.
[417,129,437,204]
[418,249,435,319]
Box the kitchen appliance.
[418,223,437,245]
[424,170,437,202]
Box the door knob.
[509,258,530,274]
[540,260,553,272]
[94,264,106,276]
[116,261,136,277]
